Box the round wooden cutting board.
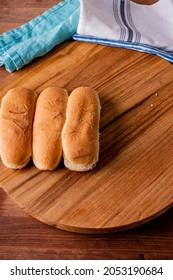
[0,41,173,234]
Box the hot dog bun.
[62,86,101,171]
[32,87,68,170]
[0,87,38,169]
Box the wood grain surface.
[0,0,173,259]
[0,42,173,234]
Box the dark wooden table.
[0,0,173,260]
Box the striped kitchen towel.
[73,0,173,63]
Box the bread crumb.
[150,103,154,107]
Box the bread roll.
[62,86,100,171]
[0,87,38,169]
[32,87,68,170]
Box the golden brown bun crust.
[32,87,68,170]
[0,87,38,169]
[62,86,100,171]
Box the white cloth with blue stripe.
[73,0,173,63]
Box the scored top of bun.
[0,87,38,169]
[62,86,101,171]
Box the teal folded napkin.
[0,0,80,72]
